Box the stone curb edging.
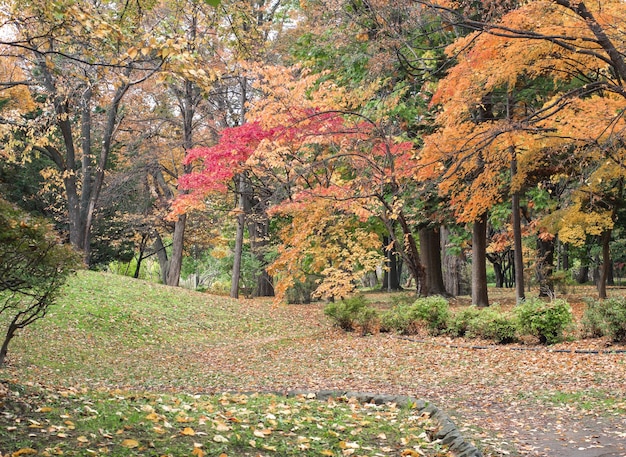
[279,390,483,457]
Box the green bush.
[466,306,518,344]
[448,306,483,337]
[0,198,81,365]
[380,303,415,334]
[381,295,450,336]
[448,306,517,344]
[411,296,450,336]
[516,298,573,344]
[324,295,379,334]
[582,297,626,342]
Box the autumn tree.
[419,0,626,300]
[286,0,463,295]
[0,0,168,264]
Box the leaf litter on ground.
[0,385,452,457]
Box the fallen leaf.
[121,439,140,448]
[11,449,37,457]
[145,412,161,422]
[401,450,424,457]
[181,427,195,436]
[214,422,230,432]
[213,434,229,443]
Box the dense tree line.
[2,0,626,305]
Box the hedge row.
[324,294,626,345]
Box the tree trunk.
[230,76,249,299]
[0,323,18,366]
[472,214,489,307]
[536,236,555,298]
[491,257,504,288]
[576,265,589,284]
[382,236,402,291]
[231,175,246,299]
[166,215,186,286]
[419,226,446,295]
[511,155,525,303]
[133,234,148,279]
[152,231,169,284]
[249,215,274,297]
[598,229,612,299]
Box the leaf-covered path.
[191,324,626,457]
[5,273,626,456]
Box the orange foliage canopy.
[419,0,626,230]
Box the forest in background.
[2,0,626,307]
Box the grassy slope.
[5,270,325,390]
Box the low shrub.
[467,306,518,344]
[447,306,483,337]
[515,298,573,344]
[582,297,626,342]
[411,296,450,335]
[448,306,518,344]
[381,295,450,336]
[324,295,379,334]
[380,303,415,334]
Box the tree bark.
[576,265,589,284]
[419,226,446,295]
[536,236,555,297]
[511,154,525,303]
[0,323,17,366]
[472,214,489,307]
[166,215,186,286]
[382,236,402,291]
[248,214,274,297]
[598,229,612,299]
[231,206,245,299]
[152,231,169,284]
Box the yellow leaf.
[192,448,204,457]
[253,428,272,437]
[11,449,37,457]
[321,451,334,457]
[121,439,140,448]
[145,412,161,422]
[181,427,195,436]
[213,435,229,443]
[77,436,89,443]
[39,407,53,413]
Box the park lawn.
[2,270,626,456]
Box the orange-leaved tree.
[419,0,626,300]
